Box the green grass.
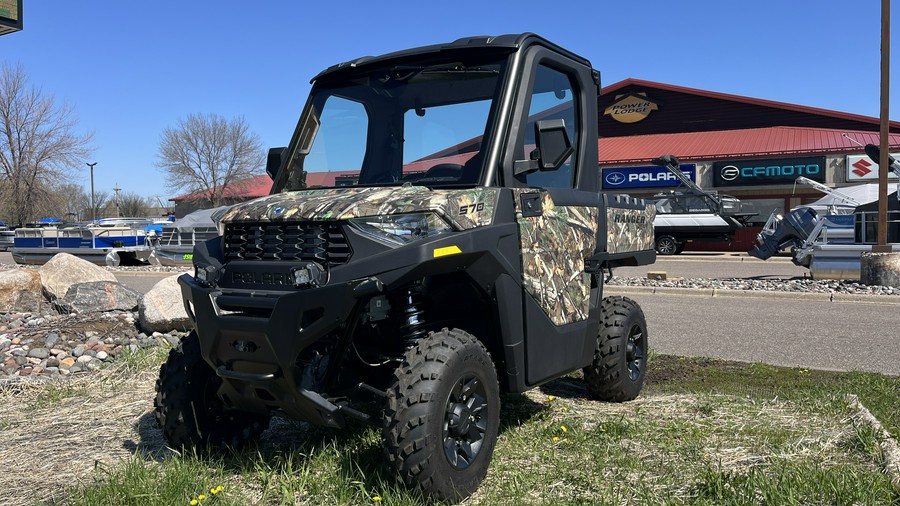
[49,355,900,505]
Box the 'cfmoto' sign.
[712,157,826,187]
[602,164,696,189]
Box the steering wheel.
[423,163,463,179]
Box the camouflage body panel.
[606,200,656,254]
[219,186,500,230]
[512,189,599,326]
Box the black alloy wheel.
[443,374,489,470]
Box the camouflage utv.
[155,33,656,502]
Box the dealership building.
[597,79,900,250]
[172,78,900,251]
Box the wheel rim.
[625,323,646,382]
[442,374,488,470]
[657,238,676,255]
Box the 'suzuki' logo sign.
[603,93,659,123]
[851,159,873,177]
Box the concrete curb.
[846,394,900,488]
[604,285,900,305]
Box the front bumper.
[179,273,382,428]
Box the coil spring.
[395,284,427,344]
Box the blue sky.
[1,0,897,201]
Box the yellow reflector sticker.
[433,246,462,258]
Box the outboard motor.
[749,207,820,261]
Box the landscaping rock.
[55,281,141,314]
[138,274,191,333]
[39,253,116,301]
[0,269,44,314]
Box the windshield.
[274,55,508,192]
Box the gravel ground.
[606,275,900,296]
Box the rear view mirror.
[266,147,287,180]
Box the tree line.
[0,63,265,225]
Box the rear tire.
[383,328,500,502]
[655,235,679,255]
[583,296,648,402]
[154,331,270,449]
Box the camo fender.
[219,186,500,230]
[512,190,598,326]
[606,206,655,254]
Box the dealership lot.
[2,251,896,375]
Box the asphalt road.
[2,250,896,375]
[606,286,900,376]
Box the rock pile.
[0,309,185,380]
[607,276,900,296]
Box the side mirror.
[266,147,287,180]
[513,119,574,176]
[535,119,574,171]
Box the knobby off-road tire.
[383,328,500,502]
[583,296,648,402]
[155,331,270,450]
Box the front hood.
[219,186,500,230]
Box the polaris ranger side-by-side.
[155,33,656,501]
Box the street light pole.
[86,162,98,222]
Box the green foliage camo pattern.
[512,190,598,326]
[219,186,501,230]
[606,206,656,254]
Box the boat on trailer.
[11,218,158,266]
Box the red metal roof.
[599,126,900,165]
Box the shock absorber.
[394,283,427,344]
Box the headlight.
[348,212,452,247]
[195,263,220,287]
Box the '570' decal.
[458,202,485,216]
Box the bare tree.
[89,190,110,220]
[118,192,150,217]
[0,64,94,225]
[157,113,264,207]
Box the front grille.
[223,222,351,266]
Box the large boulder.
[139,274,192,333]
[0,269,44,313]
[55,281,142,314]
[40,253,116,300]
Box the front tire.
[383,328,500,502]
[154,331,270,449]
[583,296,648,402]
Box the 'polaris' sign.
[601,164,696,189]
[712,157,826,187]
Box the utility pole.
[86,162,98,222]
[875,0,891,252]
[113,183,122,218]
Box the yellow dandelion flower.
[548,395,555,401]
[561,407,568,412]
[190,501,198,506]
[216,485,224,492]
[600,425,606,432]
[373,496,382,502]
[210,488,218,495]
[552,436,559,442]
[560,425,567,433]
[198,494,206,500]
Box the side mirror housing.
[515,119,574,175]
[266,147,287,180]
